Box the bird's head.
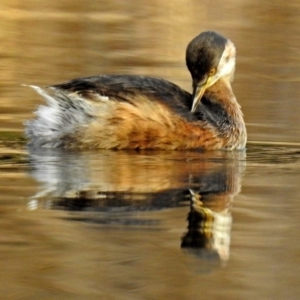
[186,31,236,112]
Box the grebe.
[25,31,246,150]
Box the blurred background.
[0,0,300,143]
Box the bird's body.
[25,31,247,150]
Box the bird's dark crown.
[186,31,228,85]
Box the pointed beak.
[191,76,213,112]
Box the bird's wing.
[50,75,196,121]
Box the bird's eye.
[225,56,230,62]
[209,68,217,76]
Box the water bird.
[25,31,246,150]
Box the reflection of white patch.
[27,150,90,209]
[28,199,38,210]
[212,211,232,262]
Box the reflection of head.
[181,208,213,249]
[181,190,232,263]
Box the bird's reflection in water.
[28,148,245,263]
[181,189,233,263]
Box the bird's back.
[52,75,195,119]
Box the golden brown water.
[1,145,300,299]
[1,1,300,299]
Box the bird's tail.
[24,85,93,148]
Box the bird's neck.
[200,78,246,149]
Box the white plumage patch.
[96,95,109,102]
[217,41,236,81]
[24,85,96,148]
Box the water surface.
[1,144,300,299]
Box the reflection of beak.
[191,76,212,112]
